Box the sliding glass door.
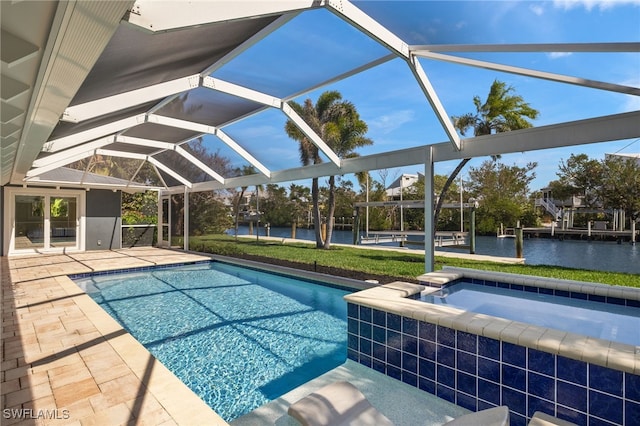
[7,189,83,254]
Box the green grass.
[189,234,640,287]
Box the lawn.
[189,234,640,287]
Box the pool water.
[75,262,350,421]
[420,282,640,346]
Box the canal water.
[230,226,639,274]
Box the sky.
[205,0,640,192]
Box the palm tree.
[285,91,372,248]
[434,79,539,230]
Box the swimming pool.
[73,261,350,422]
[419,281,640,346]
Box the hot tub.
[344,267,640,426]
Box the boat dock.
[523,227,638,241]
[360,231,468,247]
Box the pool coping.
[345,268,640,375]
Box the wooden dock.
[523,227,638,241]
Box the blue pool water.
[420,282,640,346]
[74,262,350,421]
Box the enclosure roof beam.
[160,110,640,194]
[32,135,116,168]
[413,51,640,96]
[326,0,461,151]
[146,114,271,178]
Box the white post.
[632,219,636,245]
[459,176,464,233]
[551,221,555,237]
[424,147,434,272]
[588,220,591,237]
[366,174,369,237]
[183,188,189,251]
[400,175,404,233]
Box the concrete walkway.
[236,234,526,264]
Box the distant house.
[385,173,420,199]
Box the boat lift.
[352,200,479,253]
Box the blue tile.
[419,358,435,380]
[478,357,501,383]
[485,280,498,287]
[419,321,436,341]
[527,396,555,418]
[478,336,500,360]
[419,377,436,394]
[347,349,358,362]
[387,347,402,368]
[456,392,477,411]
[359,338,372,356]
[478,379,501,405]
[402,371,417,387]
[457,351,477,375]
[457,371,477,396]
[539,287,554,295]
[373,359,386,373]
[607,296,626,306]
[418,339,436,360]
[437,365,456,388]
[388,313,402,331]
[359,355,372,368]
[626,373,640,402]
[402,352,418,374]
[437,326,456,347]
[528,348,555,376]
[359,305,372,322]
[373,325,386,343]
[557,356,587,386]
[360,322,372,339]
[555,290,570,298]
[625,400,640,426]
[498,282,510,289]
[478,400,498,411]
[628,299,640,308]
[457,331,477,353]
[511,284,524,291]
[589,364,623,396]
[502,364,526,392]
[528,371,555,401]
[502,387,526,417]
[347,303,359,319]
[402,317,418,336]
[373,343,386,361]
[589,390,623,425]
[570,291,587,300]
[348,333,358,350]
[555,406,587,426]
[509,413,527,426]
[388,365,402,381]
[588,417,617,426]
[436,384,455,403]
[588,294,606,303]
[437,345,456,368]
[402,335,417,355]
[502,341,526,367]
[348,318,358,334]
[524,285,538,293]
[373,309,386,326]
[557,381,587,412]
[387,330,402,350]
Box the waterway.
[229,226,639,274]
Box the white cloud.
[529,4,545,15]
[369,110,415,134]
[553,0,640,11]
[547,52,573,59]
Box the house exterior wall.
[86,190,121,250]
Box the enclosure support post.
[469,206,476,254]
[424,146,434,272]
[516,227,524,258]
[183,188,189,251]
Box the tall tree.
[285,91,372,248]
[435,80,539,231]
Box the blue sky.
[209,0,640,192]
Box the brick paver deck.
[1,248,227,425]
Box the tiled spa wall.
[346,303,640,426]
